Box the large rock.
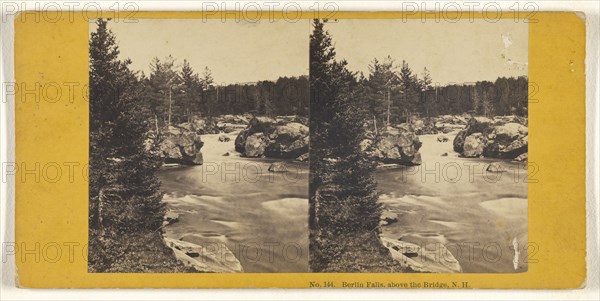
[381,237,462,273]
[453,117,493,154]
[164,237,243,273]
[244,133,268,157]
[268,162,288,172]
[159,124,204,165]
[463,133,485,158]
[190,116,220,134]
[454,117,528,159]
[235,117,309,159]
[367,124,422,165]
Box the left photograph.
[88,19,310,273]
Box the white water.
[158,131,309,273]
[377,131,528,273]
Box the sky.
[95,19,310,84]
[324,19,528,85]
[92,19,527,85]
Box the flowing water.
[377,132,528,273]
[159,128,527,273]
[158,131,309,273]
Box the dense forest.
[140,56,308,127]
[358,56,528,127]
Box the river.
[377,131,528,273]
[158,131,309,273]
[159,128,527,273]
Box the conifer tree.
[310,19,398,272]
[89,19,176,272]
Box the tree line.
[358,56,528,127]
[141,56,308,127]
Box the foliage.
[88,19,185,272]
[361,58,528,120]
[309,19,404,272]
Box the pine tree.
[145,55,182,126]
[419,67,433,116]
[180,60,201,122]
[89,19,181,272]
[309,19,399,272]
[366,56,400,126]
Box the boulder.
[164,237,243,273]
[381,237,462,273]
[453,117,528,159]
[190,116,220,134]
[218,135,231,142]
[368,125,422,165]
[486,162,505,173]
[159,124,204,165]
[268,162,288,172]
[514,152,528,162]
[264,123,309,158]
[493,115,528,126]
[163,211,179,227]
[295,153,309,162]
[235,117,309,159]
[380,211,399,226]
[222,152,230,157]
[453,117,493,153]
[244,133,268,157]
[437,135,449,142]
[407,117,437,135]
[219,114,249,125]
[463,133,485,158]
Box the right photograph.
[309,19,529,273]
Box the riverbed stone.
[454,117,527,159]
[462,133,484,158]
[366,125,423,166]
[164,237,243,273]
[381,237,462,273]
[159,124,204,165]
[235,117,308,159]
[268,162,288,172]
[244,133,268,157]
[486,162,505,173]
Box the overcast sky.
[93,19,527,85]
[96,19,310,84]
[324,19,528,85]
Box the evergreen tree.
[89,19,181,272]
[180,60,201,122]
[309,19,398,272]
[366,56,400,126]
[145,55,182,126]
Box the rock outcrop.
[381,237,462,273]
[164,237,243,273]
[364,124,423,166]
[453,117,528,160]
[235,117,309,159]
[268,162,288,172]
[159,124,204,165]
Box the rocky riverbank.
[157,115,309,273]
[155,114,309,165]
[376,114,528,273]
[453,116,528,161]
